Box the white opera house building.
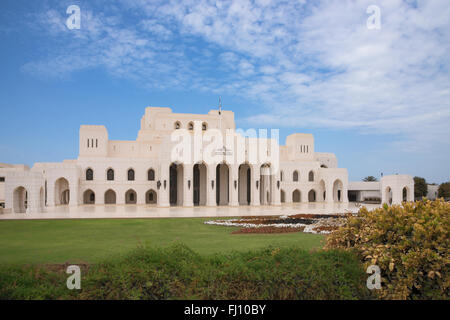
[0,107,414,215]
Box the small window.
[128,169,135,181]
[86,168,93,181]
[309,171,314,182]
[293,171,299,182]
[0,177,5,182]
[202,122,207,131]
[148,169,155,181]
[280,171,283,182]
[174,121,181,129]
[107,169,114,181]
[188,122,194,130]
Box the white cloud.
[22,0,450,153]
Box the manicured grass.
[0,244,372,300]
[0,218,324,265]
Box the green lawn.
[0,218,324,265]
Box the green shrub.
[0,243,372,300]
[414,176,428,199]
[325,199,450,299]
[438,182,450,199]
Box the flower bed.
[231,226,305,234]
[205,214,345,234]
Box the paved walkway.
[0,202,380,220]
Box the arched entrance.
[146,189,157,205]
[333,179,343,202]
[13,186,27,213]
[104,189,116,204]
[193,162,207,206]
[216,163,229,205]
[125,189,137,204]
[280,189,286,203]
[260,163,272,205]
[54,177,70,205]
[170,163,183,206]
[238,163,251,205]
[402,187,409,202]
[292,189,301,203]
[83,189,95,204]
[385,187,393,205]
[308,189,316,202]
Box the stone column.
[342,184,349,203]
[407,186,414,202]
[301,187,308,203]
[393,187,402,205]
[47,179,55,207]
[184,163,193,207]
[69,178,79,207]
[230,165,239,206]
[26,185,39,214]
[117,188,126,205]
[271,172,281,206]
[158,164,170,207]
[97,189,106,205]
[251,167,260,206]
[206,164,216,206]
[137,188,146,205]
[326,182,333,203]
[260,166,270,205]
[285,188,293,204]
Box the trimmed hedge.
[0,244,372,300]
[326,199,449,300]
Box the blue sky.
[0,0,449,183]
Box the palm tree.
[363,176,378,182]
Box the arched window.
[292,189,301,202]
[128,169,135,181]
[202,122,207,131]
[293,170,299,182]
[174,121,181,129]
[308,171,314,182]
[188,122,194,130]
[86,168,93,181]
[125,189,137,204]
[280,171,284,182]
[107,169,114,181]
[146,189,157,204]
[148,169,155,181]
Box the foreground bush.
[326,199,449,299]
[0,244,372,300]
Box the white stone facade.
[0,107,414,215]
